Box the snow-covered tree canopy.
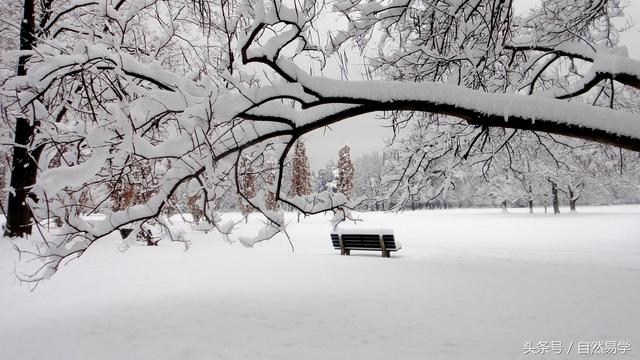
[3,0,640,280]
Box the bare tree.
[4,0,640,281]
[3,0,41,237]
[352,152,385,210]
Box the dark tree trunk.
[551,182,560,215]
[4,142,41,237]
[528,200,533,214]
[4,0,38,238]
[569,187,577,212]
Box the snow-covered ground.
[1,205,639,360]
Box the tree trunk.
[567,186,577,212]
[4,0,38,238]
[4,144,41,237]
[528,200,533,214]
[551,182,560,215]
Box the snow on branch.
[6,0,640,282]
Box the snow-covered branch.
[5,0,640,281]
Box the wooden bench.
[330,229,401,258]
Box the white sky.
[305,1,640,170]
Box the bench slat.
[332,245,399,250]
[334,244,398,249]
[333,238,397,243]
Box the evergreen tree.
[265,157,279,211]
[337,145,354,199]
[291,140,311,221]
[238,156,257,220]
[291,141,311,197]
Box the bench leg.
[345,249,350,256]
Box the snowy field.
[1,205,640,360]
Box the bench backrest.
[330,233,398,250]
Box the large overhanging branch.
[242,89,640,152]
[238,21,640,151]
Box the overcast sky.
[304,0,640,170]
